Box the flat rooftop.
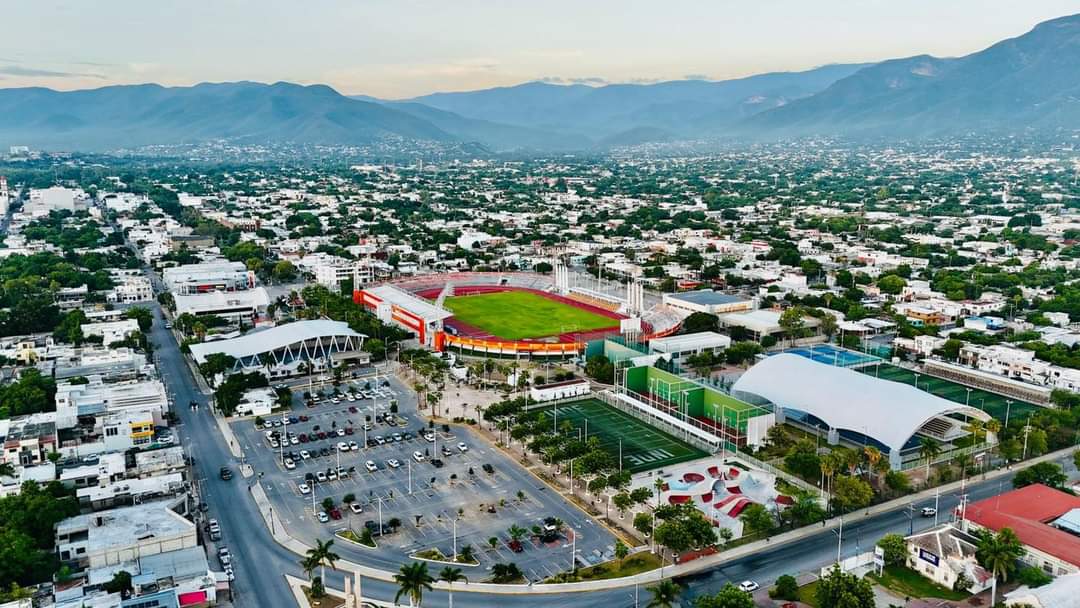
[650,331,731,352]
[667,290,749,306]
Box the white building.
[649,331,731,363]
[173,287,270,325]
[55,377,169,431]
[163,261,254,295]
[55,497,196,569]
[80,319,140,345]
[189,320,368,378]
[530,378,590,402]
[314,260,376,292]
[960,343,1080,393]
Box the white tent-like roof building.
[189,320,367,377]
[732,354,992,468]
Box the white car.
[328,469,338,480]
[336,428,346,437]
[337,441,350,452]
[316,471,327,482]
[224,567,235,582]
[298,483,310,495]
[738,580,759,593]
[457,442,468,453]
[412,451,425,463]
[269,439,280,449]
[299,450,310,460]
[349,441,359,450]
[350,502,363,514]
[317,511,330,523]
[921,507,937,517]
[365,460,378,472]
[387,458,401,468]
[289,435,299,445]
[284,458,296,470]
[423,432,435,443]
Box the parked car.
[365,460,378,472]
[349,441,359,450]
[350,502,363,514]
[412,451,425,463]
[337,441,350,452]
[431,459,444,468]
[316,471,327,482]
[387,458,401,468]
[300,450,311,460]
[284,458,296,470]
[298,482,311,495]
[457,442,469,453]
[317,511,330,523]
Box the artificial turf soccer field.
[857,363,1041,423]
[442,290,618,340]
[531,398,709,474]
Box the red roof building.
[963,484,1080,576]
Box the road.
[143,272,1062,607]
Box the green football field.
[442,290,618,340]
[858,363,1041,423]
[531,398,709,474]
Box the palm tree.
[919,437,941,481]
[978,528,1024,606]
[507,524,527,543]
[439,566,466,608]
[303,538,340,587]
[863,446,882,486]
[646,579,681,608]
[394,562,434,607]
[820,452,838,498]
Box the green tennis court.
[858,363,1041,423]
[532,398,708,473]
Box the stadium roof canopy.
[365,284,453,322]
[189,320,364,363]
[731,353,991,453]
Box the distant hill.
[0,13,1077,153]
[0,81,453,150]
[747,13,1080,136]
[405,64,870,140]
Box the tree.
[778,307,805,346]
[303,538,340,591]
[877,275,907,296]
[739,503,775,537]
[103,570,133,599]
[124,307,154,332]
[919,437,941,478]
[273,259,298,281]
[831,476,873,513]
[771,575,799,601]
[977,527,1024,604]
[683,312,719,334]
[646,579,682,608]
[694,583,754,608]
[877,534,906,566]
[439,566,466,608]
[788,494,826,527]
[394,562,434,607]
[820,314,838,341]
[613,492,633,518]
[490,562,523,583]
[614,540,629,561]
[1013,462,1067,489]
[815,565,875,608]
[633,512,653,537]
[584,354,615,384]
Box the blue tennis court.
[772,344,880,367]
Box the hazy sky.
[2,1,1077,98]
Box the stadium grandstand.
[355,271,683,357]
[732,353,993,469]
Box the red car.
[317,431,327,440]
[299,434,309,443]
[348,406,358,413]
[344,427,354,435]
[329,508,342,520]
[299,415,310,422]
[508,540,524,553]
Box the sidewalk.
[246,388,1080,596]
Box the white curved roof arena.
[189,320,364,363]
[731,353,990,452]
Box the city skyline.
[1,1,1077,98]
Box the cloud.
[568,76,607,85]
[0,65,106,79]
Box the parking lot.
[232,372,617,583]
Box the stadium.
[354,269,683,357]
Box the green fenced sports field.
[442,290,617,340]
[530,398,708,474]
[857,363,1041,423]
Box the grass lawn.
[545,551,662,582]
[443,290,617,340]
[867,565,969,601]
[302,586,345,608]
[797,581,820,607]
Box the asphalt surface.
[143,269,1061,607]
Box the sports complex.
[354,270,682,357]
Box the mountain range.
[0,13,1077,153]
